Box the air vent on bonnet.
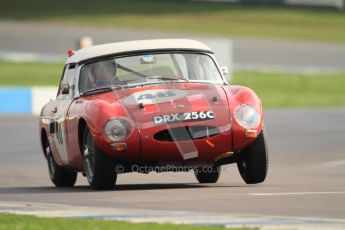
[154,126,219,142]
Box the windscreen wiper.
[147,76,189,82]
[124,82,162,89]
[80,86,123,96]
[124,76,190,89]
[117,64,149,79]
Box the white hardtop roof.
[66,39,212,64]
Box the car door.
[50,64,77,166]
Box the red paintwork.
[39,82,263,172]
[223,85,263,152]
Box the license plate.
[153,111,215,125]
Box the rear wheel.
[237,129,268,184]
[194,165,221,183]
[83,126,116,190]
[46,141,77,187]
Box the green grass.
[232,70,345,108]
[1,0,345,43]
[0,61,344,108]
[0,61,62,86]
[0,213,250,230]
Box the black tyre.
[237,129,268,184]
[83,126,116,190]
[194,165,221,183]
[46,141,77,187]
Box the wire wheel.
[82,126,117,190]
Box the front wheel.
[237,129,268,184]
[46,142,77,187]
[83,126,116,190]
[194,166,221,183]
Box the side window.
[57,64,76,99]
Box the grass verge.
[1,0,345,43]
[0,61,344,108]
[0,213,251,230]
[232,70,345,108]
[0,61,62,86]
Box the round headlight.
[104,118,131,142]
[234,105,260,129]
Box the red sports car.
[39,39,268,190]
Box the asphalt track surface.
[1,21,345,71]
[0,109,344,228]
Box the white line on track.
[312,160,345,168]
[248,191,345,196]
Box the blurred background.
[0,0,345,111]
[0,1,345,228]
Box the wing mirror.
[60,83,70,95]
[220,66,229,77]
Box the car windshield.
[79,52,223,94]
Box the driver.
[88,60,122,87]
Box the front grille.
[154,126,219,142]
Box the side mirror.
[220,66,229,77]
[60,83,70,95]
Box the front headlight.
[234,104,260,129]
[104,118,131,142]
